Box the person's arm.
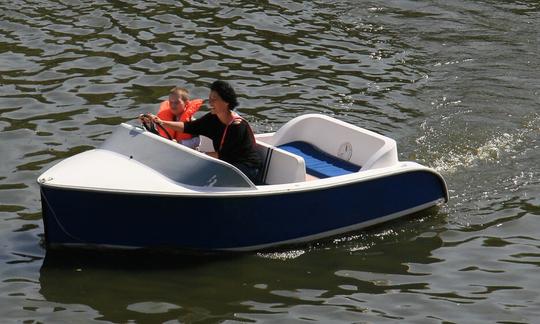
[160,119,185,133]
[147,113,185,133]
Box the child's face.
[168,93,186,115]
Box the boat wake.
[432,131,521,173]
[256,250,306,260]
[420,113,539,174]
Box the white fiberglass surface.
[38,149,196,193]
[39,152,443,199]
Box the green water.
[0,1,539,323]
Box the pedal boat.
[38,114,448,251]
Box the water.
[0,0,539,322]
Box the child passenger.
[148,86,204,148]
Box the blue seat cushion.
[277,141,361,179]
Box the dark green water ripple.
[0,0,539,322]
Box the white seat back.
[256,141,306,184]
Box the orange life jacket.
[157,99,203,141]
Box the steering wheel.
[141,119,174,141]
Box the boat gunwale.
[39,163,449,202]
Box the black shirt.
[184,113,261,169]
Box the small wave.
[433,58,474,67]
[126,302,181,314]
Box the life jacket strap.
[219,112,256,152]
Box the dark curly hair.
[210,80,239,110]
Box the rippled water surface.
[1,0,539,322]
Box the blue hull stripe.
[41,170,446,250]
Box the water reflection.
[38,210,446,322]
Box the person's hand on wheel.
[149,114,163,125]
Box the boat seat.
[277,141,361,179]
[255,141,307,185]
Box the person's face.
[208,90,229,115]
[168,93,186,116]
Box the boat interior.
[201,114,399,185]
[38,114,401,191]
